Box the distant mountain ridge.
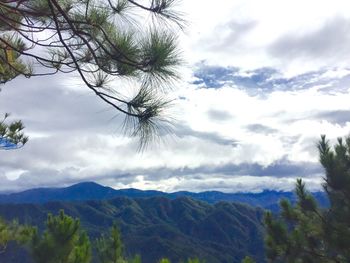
[0,182,329,210]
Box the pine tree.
[128,255,142,263]
[0,112,28,149]
[96,224,129,263]
[0,218,34,254]
[30,210,91,263]
[241,256,256,263]
[0,0,184,147]
[264,135,350,263]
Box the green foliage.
[264,135,350,263]
[69,232,92,263]
[95,223,142,263]
[159,259,171,263]
[0,113,28,149]
[0,0,185,146]
[30,210,91,263]
[0,217,34,253]
[128,255,142,263]
[0,35,31,84]
[96,224,127,263]
[0,197,265,263]
[241,256,256,263]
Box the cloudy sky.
[1,0,350,193]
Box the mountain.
[0,196,265,263]
[0,182,168,204]
[0,182,329,211]
[174,190,329,209]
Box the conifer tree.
[30,210,91,263]
[0,112,28,149]
[96,224,131,263]
[0,0,184,146]
[128,255,142,263]
[241,256,255,263]
[0,218,34,254]
[264,135,350,263]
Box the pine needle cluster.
[0,0,185,147]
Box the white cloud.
[182,0,350,76]
[2,1,350,193]
[170,175,324,193]
[1,66,349,192]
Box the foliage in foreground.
[241,256,256,263]
[0,113,28,149]
[30,210,91,263]
[0,210,205,263]
[265,135,350,262]
[0,217,33,254]
[0,0,185,147]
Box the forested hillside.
[0,197,265,263]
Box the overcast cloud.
[1,0,350,193]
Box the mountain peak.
[67,181,107,189]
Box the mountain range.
[0,182,329,211]
[0,182,329,262]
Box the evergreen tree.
[96,224,204,263]
[0,28,29,149]
[0,0,184,146]
[96,224,129,263]
[0,217,34,254]
[264,135,350,263]
[128,255,142,263]
[241,256,256,263]
[0,112,28,149]
[30,210,91,263]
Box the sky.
[1,0,350,193]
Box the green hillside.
[0,197,265,263]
